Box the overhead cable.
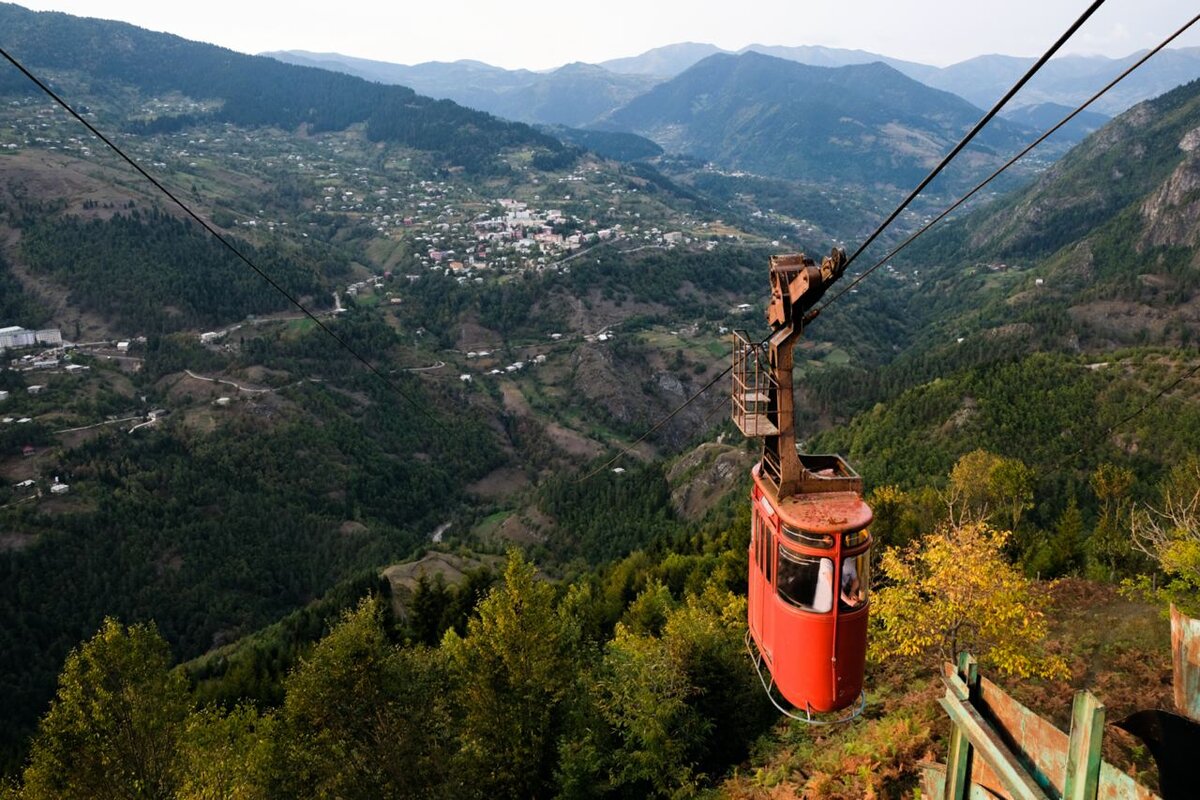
[0,45,443,430]
[816,10,1200,315]
[840,0,1108,272]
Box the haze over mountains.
[265,38,1200,188]
[267,40,1200,126]
[260,50,659,129]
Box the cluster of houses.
[459,349,554,383]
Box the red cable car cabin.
[733,249,873,716]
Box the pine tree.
[443,551,578,799]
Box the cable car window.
[751,510,759,571]
[839,551,870,610]
[764,523,773,584]
[781,525,834,549]
[776,546,833,613]
[843,528,869,548]
[759,522,766,578]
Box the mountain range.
[0,2,566,173]
[601,52,1031,187]
[266,45,1047,189]
[268,41,1200,128]
[599,41,1200,118]
[262,50,659,129]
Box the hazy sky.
[12,0,1200,70]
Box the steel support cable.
[840,0,1108,273]
[597,7,1194,490]
[815,11,1200,316]
[576,363,733,483]
[0,46,444,431]
[1050,357,1200,475]
[576,0,1115,484]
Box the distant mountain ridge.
[0,3,566,173]
[265,50,658,128]
[268,41,1200,134]
[998,102,1110,146]
[597,42,726,76]
[598,42,1200,117]
[599,51,1031,187]
[920,48,1200,117]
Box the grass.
[824,348,852,366]
[354,292,381,308]
[286,318,317,334]
[472,509,512,539]
[705,340,729,358]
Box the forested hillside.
[603,52,1030,187]
[0,2,568,173]
[17,208,340,332]
[0,314,504,769]
[919,77,1200,264]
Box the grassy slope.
[722,580,1171,799]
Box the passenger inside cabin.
[840,556,863,608]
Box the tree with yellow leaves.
[1129,455,1200,615]
[871,521,1068,679]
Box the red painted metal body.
[734,249,873,715]
[747,463,873,713]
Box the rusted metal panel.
[1170,605,1200,723]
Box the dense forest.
[0,313,503,769]
[0,254,47,329]
[544,126,665,162]
[16,208,339,333]
[2,503,782,799]
[3,434,1194,797]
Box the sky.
[11,0,1200,71]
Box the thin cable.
[0,46,443,430]
[585,0,1118,474]
[577,364,733,483]
[841,0,1107,271]
[817,11,1200,314]
[1034,355,1200,480]
[1100,359,1200,444]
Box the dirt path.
[54,416,141,434]
[184,369,272,394]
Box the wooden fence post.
[1062,691,1105,800]
[944,652,978,800]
